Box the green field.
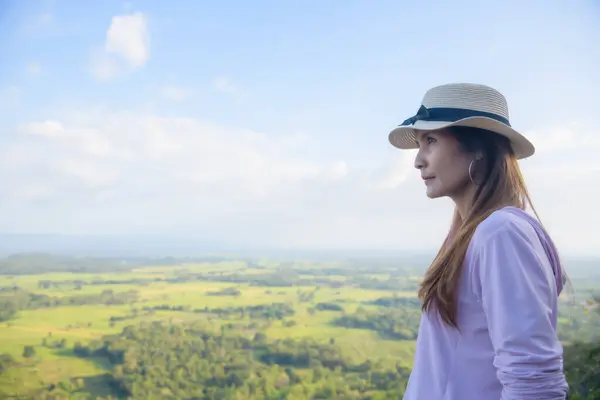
[0,255,598,399]
[0,259,423,399]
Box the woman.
[388,83,569,399]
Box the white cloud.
[371,154,415,190]
[161,85,190,101]
[19,120,112,157]
[90,12,149,80]
[105,13,149,68]
[524,126,600,155]
[20,120,65,138]
[1,110,599,255]
[56,158,121,188]
[520,126,600,178]
[322,161,348,181]
[89,50,120,81]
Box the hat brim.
[388,117,535,160]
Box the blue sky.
[0,0,599,256]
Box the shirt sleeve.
[475,223,569,400]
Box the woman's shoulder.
[471,206,540,248]
[466,206,565,297]
[466,205,558,271]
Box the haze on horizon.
[0,1,599,258]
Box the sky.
[0,0,599,257]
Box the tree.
[564,296,600,400]
[23,345,36,358]
[0,353,15,373]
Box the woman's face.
[413,129,476,200]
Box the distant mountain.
[0,233,435,262]
[0,234,229,258]
[0,234,595,268]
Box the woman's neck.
[451,184,479,221]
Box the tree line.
[0,253,237,275]
[332,307,421,340]
[0,289,139,322]
[141,302,296,321]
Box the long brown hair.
[417,126,562,328]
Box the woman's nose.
[414,153,425,170]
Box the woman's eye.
[427,137,436,144]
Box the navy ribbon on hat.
[400,105,511,127]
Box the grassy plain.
[0,261,419,398]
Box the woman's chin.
[425,187,440,199]
[425,186,448,199]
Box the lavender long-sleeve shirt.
[403,207,569,400]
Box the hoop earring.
[468,159,479,185]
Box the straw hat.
[388,83,535,159]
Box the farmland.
[0,253,598,399]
